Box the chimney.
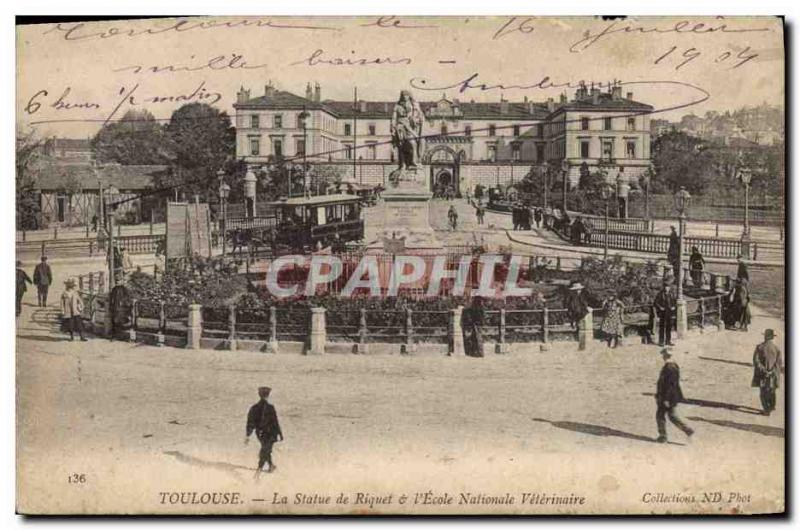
[359,100,367,113]
[591,86,600,105]
[560,92,568,104]
[236,86,251,104]
[500,98,509,114]
[611,85,622,101]
[546,97,555,112]
[305,82,313,100]
[626,92,633,100]
[314,82,321,103]
[265,80,276,97]
[523,96,528,103]
[527,100,535,114]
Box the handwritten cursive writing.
[290,49,412,67]
[113,53,268,75]
[570,17,772,53]
[26,81,223,126]
[25,88,100,115]
[44,18,341,42]
[492,17,536,40]
[359,16,438,29]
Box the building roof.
[236,91,554,121]
[549,92,653,116]
[49,138,92,150]
[35,162,168,191]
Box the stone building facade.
[233,81,653,195]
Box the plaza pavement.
[15,248,785,514]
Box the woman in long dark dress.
[689,246,705,289]
[462,297,485,357]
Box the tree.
[162,103,236,201]
[16,130,44,230]
[92,109,169,165]
[650,130,715,194]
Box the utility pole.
[353,86,358,183]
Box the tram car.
[224,194,364,254]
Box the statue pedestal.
[367,166,443,254]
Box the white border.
[3,2,796,528]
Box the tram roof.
[268,193,362,207]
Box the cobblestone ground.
[16,260,784,514]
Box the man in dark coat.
[752,329,782,416]
[245,386,284,476]
[33,255,53,307]
[655,348,694,443]
[16,261,32,317]
[667,226,680,282]
[533,208,542,228]
[653,282,676,346]
[736,255,750,284]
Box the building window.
[344,144,353,160]
[488,124,496,136]
[603,117,612,131]
[602,139,614,161]
[487,145,497,162]
[536,144,545,162]
[627,117,636,131]
[464,124,472,137]
[249,137,260,156]
[537,124,543,137]
[367,143,377,160]
[626,140,636,159]
[580,140,590,159]
[513,125,520,137]
[251,115,260,129]
[441,124,448,136]
[511,144,521,161]
[368,124,376,136]
[273,114,283,129]
[296,139,306,156]
[273,139,283,158]
[581,117,589,131]
[344,123,352,136]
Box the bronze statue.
[390,90,423,171]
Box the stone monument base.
[366,166,443,255]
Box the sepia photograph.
[13,13,786,515]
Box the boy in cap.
[655,348,694,443]
[60,279,86,341]
[752,329,782,416]
[245,386,283,476]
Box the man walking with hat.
[245,386,284,476]
[33,255,53,307]
[655,348,694,443]
[60,279,86,341]
[752,329,782,416]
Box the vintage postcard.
[15,15,785,515]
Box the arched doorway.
[425,145,460,196]
[434,170,453,198]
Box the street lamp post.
[298,108,310,197]
[738,167,752,236]
[542,165,549,209]
[673,186,691,338]
[600,183,614,260]
[561,159,569,214]
[243,169,257,218]
[217,170,230,256]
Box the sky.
[16,15,785,140]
